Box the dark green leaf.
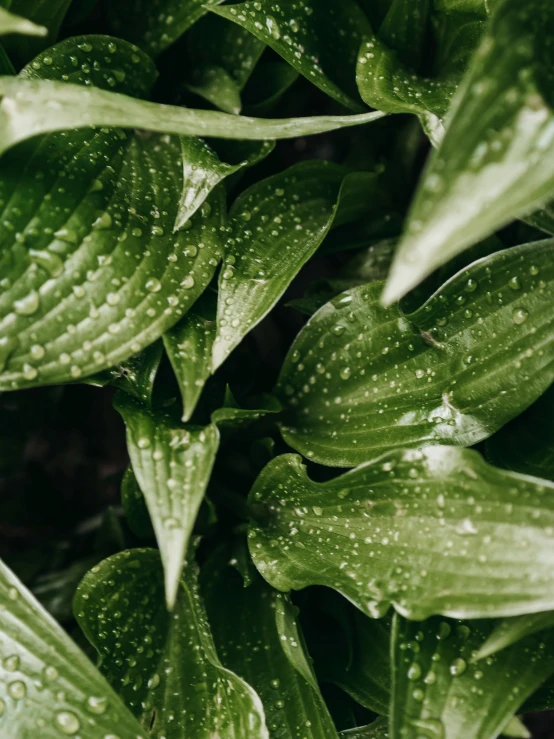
[0,36,225,390]
[0,558,146,737]
[108,0,226,57]
[176,136,274,230]
[163,292,217,422]
[243,61,299,116]
[340,718,389,738]
[211,0,372,111]
[121,465,155,539]
[115,393,219,608]
[476,612,554,659]
[0,6,46,36]
[75,548,269,737]
[277,242,554,467]
[202,553,339,738]
[379,0,431,69]
[0,77,385,154]
[186,66,243,116]
[525,202,554,235]
[383,0,554,304]
[212,163,371,370]
[87,341,163,407]
[211,392,282,429]
[392,613,554,739]
[248,449,554,620]
[4,0,70,62]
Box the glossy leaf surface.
[108,0,226,56]
[202,554,338,738]
[383,0,554,303]
[0,76,386,155]
[392,614,554,739]
[212,162,355,370]
[278,242,554,466]
[0,558,146,737]
[211,0,371,111]
[115,393,219,609]
[75,549,269,738]
[248,449,554,620]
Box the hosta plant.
[2,0,554,738]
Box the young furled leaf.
[202,553,339,739]
[383,0,554,304]
[278,241,554,467]
[0,558,147,738]
[115,393,219,609]
[107,0,226,57]
[248,449,554,620]
[0,6,46,36]
[0,77,386,155]
[392,614,554,739]
[0,36,225,391]
[211,0,372,111]
[75,548,269,738]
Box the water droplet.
[464,279,478,293]
[93,212,113,230]
[137,437,151,449]
[86,696,108,715]
[508,276,521,291]
[13,290,40,316]
[147,673,160,689]
[55,711,80,735]
[437,622,451,640]
[145,278,162,293]
[408,662,422,680]
[340,366,351,380]
[29,249,64,278]
[449,657,467,676]
[181,275,195,289]
[512,308,529,325]
[44,665,59,681]
[8,681,26,700]
[23,363,38,381]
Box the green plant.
[1,0,554,737]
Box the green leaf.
[0,77,385,154]
[75,548,269,738]
[212,163,370,371]
[4,0,71,62]
[211,392,282,429]
[210,0,372,111]
[114,393,220,609]
[486,384,554,481]
[392,613,554,739]
[382,0,554,304]
[248,448,554,620]
[243,61,299,116]
[0,557,147,737]
[202,553,339,739]
[163,292,217,422]
[176,136,274,230]
[476,612,554,659]
[0,36,226,391]
[121,465,155,539]
[378,0,431,69]
[340,718,389,738]
[0,6,46,36]
[107,0,226,57]
[186,66,243,116]
[524,202,554,235]
[434,0,489,13]
[277,241,554,467]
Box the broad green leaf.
[378,0,431,69]
[176,137,274,230]
[486,384,554,481]
[186,13,265,113]
[212,163,372,371]
[248,448,554,620]
[163,292,217,422]
[0,558,147,737]
[476,612,554,659]
[86,341,163,407]
[210,0,372,111]
[392,614,554,739]
[115,392,219,609]
[108,0,226,57]
[0,36,226,391]
[340,719,389,738]
[0,77,385,154]
[0,6,46,36]
[202,553,339,739]
[277,241,554,467]
[75,548,269,738]
[382,0,554,304]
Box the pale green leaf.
[202,552,338,739]
[210,0,372,111]
[0,77,386,156]
[107,0,226,57]
[383,0,554,304]
[248,448,554,620]
[4,0,71,62]
[0,6,46,36]
[392,613,554,739]
[476,612,554,659]
[75,548,269,738]
[163,292,217,423]
[277,241,554,467]
[0,558,147,738]
[114,393,219,609]
[212,163,373,371]
[176,137,274,230]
